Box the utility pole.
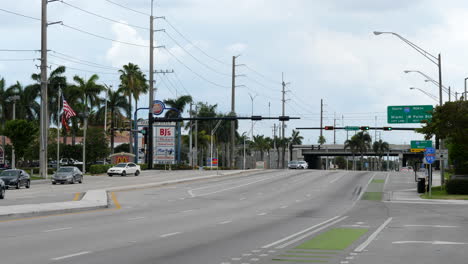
[230,55,241,168]
[438,54,445,186]
[320,99,323,144]
[248,93,257,137]
[194,104,198,167]
[449,86,451,102]
[281,73,287,140]
[333,112,336,145]
[40,0,48,179]
[374,116,377,142]
[189,103,193,167]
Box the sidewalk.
[0,169,263,219]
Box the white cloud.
[226,43,248,55]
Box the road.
[1,169,467,264]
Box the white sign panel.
[154,124,176,165]
[0,146,4,164]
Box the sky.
[1,0,467,145]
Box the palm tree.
[251,135,267,161]
[373,139,390,171]
[96,87,129,153]
[6,81,40,121]
[164,95,193,118]
[289,130,304,161]
[71,75,105,147]
[32,66,67,125]
[345,132,372,170]
[119,63,148,154]
[344,138,359,170]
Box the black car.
[0,179,5,199]
[0,169,31,189]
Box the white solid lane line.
[160,232,181,238]
[329,172,348,183]
[403,225,459,228]
[354,217,393,252]
[189,175,280,197]
[393,241,468,245]
[51,251,91,261]
[43,227,72,233]
[219,220,232,224]
[181,210,194,213]
[262,215,343,248]
[257,212,267,216]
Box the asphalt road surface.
[1,169,467,264]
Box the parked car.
[52,167,83,185]
[0,179,5,199]
[59,158,83,166]
[107,163,141,177]
[288,160,308,169]
[0,169,31,189]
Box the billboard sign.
[154,123,176,165]
[387,105,433,124]
[0,146,4,164]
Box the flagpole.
[57,85,61,171]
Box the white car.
[107,163,141,177]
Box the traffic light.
[324,126,334,130]
[360,126,370,130]
[141,127,149,145]
[383,127,393,131]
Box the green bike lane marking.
[271,228,368,263]
[362,175,387,201]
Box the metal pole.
[465,77,468,101]
[320,99,323,144]
[449,86,451,102]
[194,105,198,167]
[40,0,48,178]
[12,100,16,169]
[333,112,336,144]
[103,86,108,164]
[83,116,87,174]
[148,2,155,169]
[210,133,213,171]
[57,87,60,171]
[281,73,286,140]
[189,103,193,168]
[438,54,445,186]
[231,56,236,168]
[243,136,246,170]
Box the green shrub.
[18,167,55,175]
[138,164,148,170]
[446,179,468,195]
[89,164,113,175]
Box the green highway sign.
[387,105,433,124]
[344,126,359,131]
[411,140,432,149]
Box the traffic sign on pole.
[387,105,433,124]
[344,126,359,131]
[424,147,436,164]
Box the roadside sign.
[424,147,436,164]
[152,100,165,116]
[411,149,425,153]
[154,123,176,165]
[0,146,3,164]
[344,126,359,131]
[387,105,433,124]
[411,140,432,149]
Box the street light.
[375,30,446,185]
[8,95,20,169]
[409,87,439,103]
[248,93,257,137]
[404,70,453,97]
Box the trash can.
[417,178,426,193]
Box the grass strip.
[295,228,368,250]
[362,192,382,201]
[279,255,331,258]
[372,179,385,183]
[286,251,338,255]
[420,186,468,200]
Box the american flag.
[62,97,76,119]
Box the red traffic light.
[324,126,334,130]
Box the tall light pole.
[8,95,20,169]
[465,77,468,101]
[403,70,452,98]
[409,87,439,103]
[375,31,446,186]
[40,0,49,178]
[210,120,222,170]
[248,93,257,137]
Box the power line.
[50,54,120,71]
[162,74,181,96]
[0,7,40,21]
[172,71,192,97]
[0,58,36,62]
[157,76,176,97]
[103,0,150,16]
[244,65,281,85]
[61,1,150,31]
[163,48,230,89]
[49,62,119,75]
[164,18,230,66]
[164,31,230,77]
[0,49,39,52]
[61,23,149,48]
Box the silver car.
[288,160,308,169]
[52,167,83,185]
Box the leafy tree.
[2,120,38,167]
[114,143,130,153]
[418,100,468,174]
[345,132,372,170]
[335,156,347,169]
[85,127,110,164]
[164,95,193,118]
[372,140,390,171]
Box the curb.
[0,169,263,220]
